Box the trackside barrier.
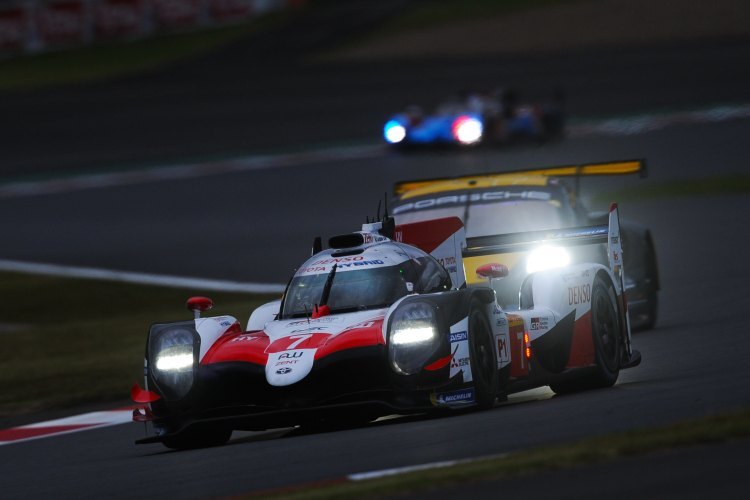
[0,0,306,55]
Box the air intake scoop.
[329,233,365,249]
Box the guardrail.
[0,0,304,55]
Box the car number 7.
[287,334,313,350]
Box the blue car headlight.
[384,120,407,144]
[149,324,197,400]
[388,301,441,375]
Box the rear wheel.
[551,275,621,394]
[468,299,498,409]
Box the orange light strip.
[524,332,531,359]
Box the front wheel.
[468,299,498,409]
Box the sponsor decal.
[290,326,327,334]
[276,367,292,375]
[394,191,552,214]
[435,388,475,405]
[449,331,468,343]
[613,250,621,263]
[441,258,458,273]
[279,351,304,359]
[362,233,388,244]
[530,317,549,330]
[287,317,341,326]
[568,284,592,305]
[275,360,297,366]
[346,259,384,268]
[341,320,376,332]
[312,256,365,265]
[229,334,260,343]
[300,259,385,272]
[497,337,508,360]
[219,320,232,327]
[506,314,525,330]
[439,256,457,267]
[611,235,619,244]
[298,266,326,274]
[451,356,470,369]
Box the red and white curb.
[0,407,135,446]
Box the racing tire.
[551,275,621,394]
[468,299,498,409]
[162,426,232,450]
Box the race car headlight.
[526,245,571,274]
[384,120,407,144]
[150,326,196,400]
[388,301,440,375]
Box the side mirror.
[476,263,509,280]
[187,296,214,319]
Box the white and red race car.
[132,205,641,449]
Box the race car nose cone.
[266,349,316,386]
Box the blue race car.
[383,89,565,148]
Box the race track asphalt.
[1,26,750,498]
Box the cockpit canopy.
[280,241,451,319]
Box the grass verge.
[0,271,274,419]
[593,174,750,204]
[260,408,750,499]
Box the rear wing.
[393,159,647,200]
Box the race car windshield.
[395,200,574,237]
[281,265,411,319]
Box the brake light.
[524,332,531,359]
[451,115,483,144]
